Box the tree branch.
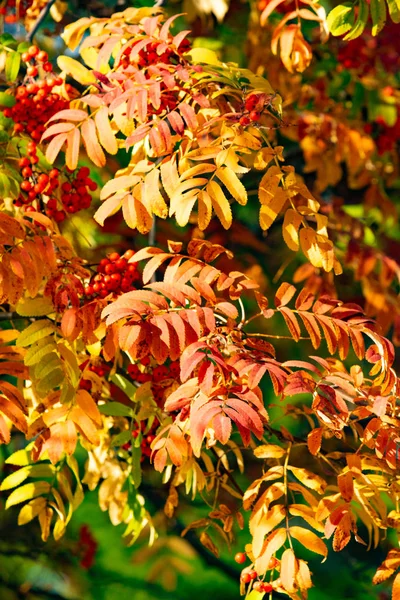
[26,0,57,42]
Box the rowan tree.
[0,1,399,599]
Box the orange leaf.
[307,427,323,456]
[81,118,106,167]
[289,526,328,558]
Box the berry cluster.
[0,0,33,22]
[239,93,268,126]
[127,358,180,407]
[78,525,98,570]
[85,250,142,300]
[374,113,400,155]
[79,361,110,391]
[118,37,191,71]
[3,49,72,139]
[122,420,159,462]
[14,153,96,222]
[337,26,400,75]
[235,552,279,593]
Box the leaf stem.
[283,441,293,549]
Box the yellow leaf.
[281,548,298,593]
[95,106,118,155]
[393,572,400,600]
[6,481,52,509]
[254,444,286,459]
[287,466,327,494]
[50,0,68,22]
[207,180,232,229]
[57,56,96,86]
[16,297,54,317]
[290,525,328,558]
[255,527,286,575]
[259,188,287,231]
[62,17,93,50]
[38,506,53,541]
[198,190,212,230]
[259,166,283,204]
[18,497,47,525]
[216,167,247,205]
[187,47,221,65]
[283,208,303,251]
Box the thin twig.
[26,0,57,42]
[0,312,18,321]
[210,447,244,496]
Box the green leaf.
[98,402,133,417]
[0,172,10,197]
[344,0,369,40]
[0,91,16,108]
[6,481,52,509]
[34,353,61,380]
[17,320,57,347]
[111,430,132,446]
[36,369,65,396]
[326,3,354,36]
[5,50,21,82]
[130,444,142,489]
[371,0,387,33]
[17,41,30,53]
[111,374,137,401]
[1,464,55,490]
[25,338,57,366]
[16,297,54,317]
[0,33,17,46]
[386,0,400,22]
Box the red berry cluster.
[85,249,142,300]
[127,358,180,407]
[239,93,266,126]
[235,553,278,593]
[122,420,159,461]
[374,113,400,155]
[79,361,110,391]
[118,36,191,70]
[337,26,400,75]
[14,153,96,222]
[0,0,33,22]
[78,525,97,570]
[3,57,71,140]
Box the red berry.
[249,571,257,580]
[253,581,263,592]
[37,51,48,62]
[43,62,53,72]
[262,583,273,592]
[241,573,251,584]
[27,66,38,77]
[124,249,135,260]
[109,252,120,261]
[249,111,261,122]
[267,557,279,569]
[235,552,246,564]
[28,46,39,58]
[21,181,32,191]
[19,157,30,168]
[239,115,250,126]
[22,167,32,178]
